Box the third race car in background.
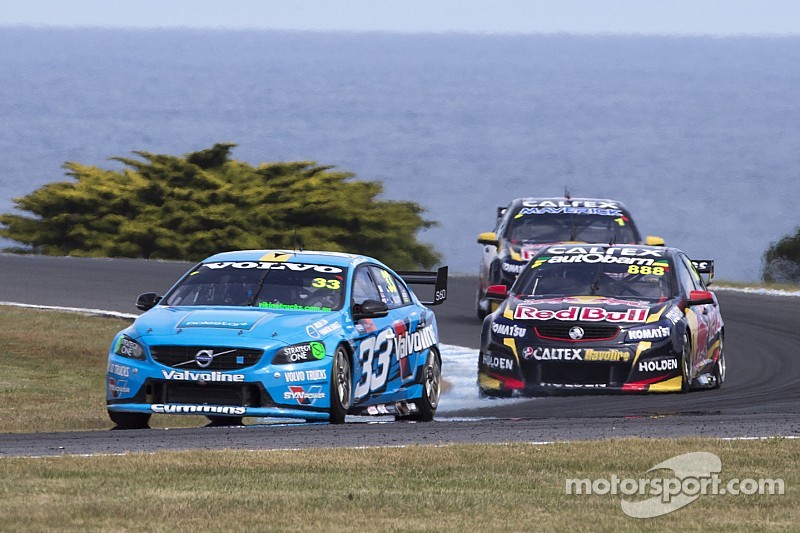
[478,244,725,396]
[476,197,664,318]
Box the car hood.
[130,306,344,345]
[503,295,676,325]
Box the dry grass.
[0,306,208,432]
[0,439,795,531]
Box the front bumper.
[478,336,682,395]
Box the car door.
[349,265,397,406]
[675,254,712,375]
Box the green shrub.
[0,143,440,269]
[763,227,800,282]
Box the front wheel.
[108,410,151,430]
[329,346,352,424]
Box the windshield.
[513,259,673,301]
[504,213,638,244]
[163,261,347,311]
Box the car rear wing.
[396,266,448,306]
[691,259,715,285]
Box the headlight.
[114,335,145,360]
[625,320,672,342]
[271,341,327,365]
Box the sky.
[3,0,800,35]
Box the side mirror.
[687,290,715,306]
[353,299,389,320]
[136,292,162,311]
[486,284,508,299]
[478,231,499,246]
[645,236,665,246]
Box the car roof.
[538,243,676,257]
[510,197,629,209]
[201,249,369,268]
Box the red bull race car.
[476,197,663,318]
[478,244,725,395]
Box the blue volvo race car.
[106,250,447,429]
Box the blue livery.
[106,250,447,428]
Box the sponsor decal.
[638,358,679,373]
[107,362,131,377]
[548,246,664,258]
[522,200,621,209]
[306,319,342,338]
[257,302,332,312]
[151,404,246,415]
[180,320,252,329]
[395,322,437,381]
[584,348,630,362]
[514,305,648,323]
[204,261,343,274]
[502,262,525,274]
[491,322,527,338]
[518,206,623,217]
[530,347,584,361]
[482,353,515,370]
[161,369,245,382]
[666,306,684,324]
[356,318,377,334]
[627,325,671,341]
[283,369,328,382]
[275,342,326,363]
[108,377,131,398]
[284,385,325,405]
[545,254,656,266]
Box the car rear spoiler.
[396,266,448,306]
[691,259,715,285]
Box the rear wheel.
[680,333,692,393]
[713,336,726,389]
[329,346,351,424]
[108,410,150,430]
[403,349,442,421]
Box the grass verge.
[0,439,795,531]
[0,306,208,432]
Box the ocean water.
[1,28,799,280]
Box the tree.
[0,143,440,269]
[762,227,800,283]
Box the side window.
[675,255,699,297]
[352,267,381,306]
[371,266,407,309]
[681,255,706,290]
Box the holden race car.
[476,197,664,318]
[477,244,725,395]
[107,250,448,429]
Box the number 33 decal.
[354,329,393,399]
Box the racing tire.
[680,333,692,394]
[407,349,442,422]
[206,416,244,427]
[329,346,352,424]
[713,336,726,389]
[108,410,151,430]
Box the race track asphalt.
[1,254,798,456]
